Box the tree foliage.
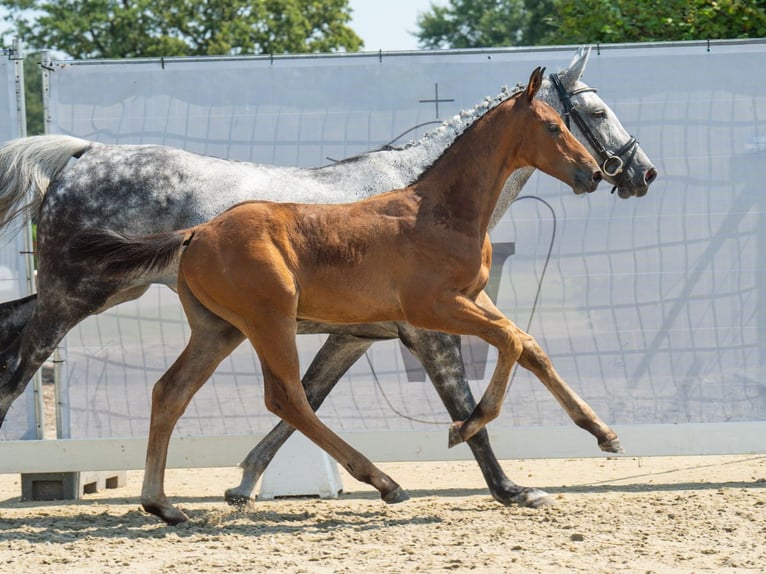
[416,0,529,49]
[415,0,766,48]
[0,0,362,59]
[552,0,766,44]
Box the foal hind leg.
[224,333,374,506]
[141,284,245,524]
[397,325,552,508]
[246,317,407,504]
[515,329,622,453]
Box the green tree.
[416,0,766,48]
[0,0,362,58]
[22,52,43,136]
[549,0,766,44]
[415,0,531,49]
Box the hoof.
[224,487,255,508]
[510,488,555,509]
[447,422,465,448]
[142,501,189,525]
[598,437,624,454]
[382,486,410,504]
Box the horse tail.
[68,228,192,281]
[0,135,93,229]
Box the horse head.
[550,46,658,198]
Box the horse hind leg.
[0,293,86,425]
[0,294,36,350]
[245,316,408,505]
[224,333,374,507]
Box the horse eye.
[591,109,606,119]
[547,123,561,135]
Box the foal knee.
[500,325,524,363]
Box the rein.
[550,73,638,193]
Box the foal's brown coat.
[72,68,602,524]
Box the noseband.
[550,73,638,193]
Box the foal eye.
[547,123,561,135]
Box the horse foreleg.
[142,284,244,524]
[516,329,622,453]
[224,333,374,507]
[397,324,552,507]
[247,317,408,505]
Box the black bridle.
[550,73,638,193]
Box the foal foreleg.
[516,329,622,453]
[405,291,522,448]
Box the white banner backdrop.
[45,42,766,444]
[0,45,37,441]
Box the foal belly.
[295,274,405,325]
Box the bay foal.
[71,67,602,524]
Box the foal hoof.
[382,486,410,504]
[224,487,255,509]
[511,488,555,509]
[447,422,465,448]
[142,502,189,525]
[598,437,625,454]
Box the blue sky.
[348,0,446,52]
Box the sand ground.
[0,453,764,573]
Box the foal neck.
[414,97,526,238]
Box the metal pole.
[12,39,46,439]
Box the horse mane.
[319,82,527,169]
[395,82,526,153]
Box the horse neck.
[416,99,526,237]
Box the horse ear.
[560,46,591,90]
[525,66,545,102]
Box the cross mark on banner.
[419,83,455,119]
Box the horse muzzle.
[613,165,658,198]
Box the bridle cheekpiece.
[550,72,638,193]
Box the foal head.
[514,67,603,195]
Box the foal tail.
[68,228,193,282]
[0,135,93,228]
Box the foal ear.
[525,66,546,102]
